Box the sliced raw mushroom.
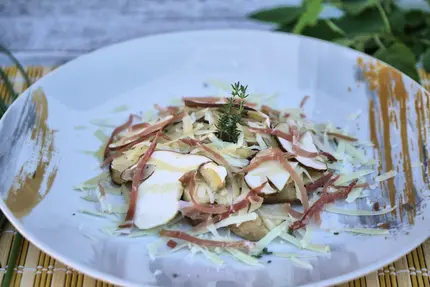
[244,151,299,194]
[183,179,212,204]
[213,187,230,205]
[134,151,211,229]
[199,162,227,191]
[120,164,156,182]
[262,183,299,204]
[229,215,269,241]
[275,123,327,170]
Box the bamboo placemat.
[0,65,429,287]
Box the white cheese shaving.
[253,222,288,255]
[182,113,195,138]
[256,134,268,150]
[344,228,389,235]
[345,143,368,164]
[193,245,224,266]
[78,209,106,217]
[226,248,261,266]
[335,140,346,158]
[301,224,314,248]
[81,195,98,202]
[326,205,396,216]
[335,169,375,185]
[215,213,258,229]
[289,256,314,269]
[375,170,397,182]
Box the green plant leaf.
[293,0,323,34]
[341,0,380,15]
[334,8,388,37]
[325,19,346,35]
[373,42,420,82]
[248,6,303,24]
[333,38,356,47]
[404,10,427,30]
[0,45,31,87]
[388,6,406,33]
[278,19,344,41]
[423,48,430,72]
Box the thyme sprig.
[216,82,249,143]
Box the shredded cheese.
[326,205,396,216]
[344,228,390,235]
[226,248,261,266]
[375,170,397,182]
[335,169,375,185]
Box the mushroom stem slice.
[199,162,227,191]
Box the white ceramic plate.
[1,30,429,287]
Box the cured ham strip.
[305,171,335,192]
[180,138,231,169]
[261,105,281,117]
[110,112,185,150]
[300,96,310,108]
[275,150,309,211]
[248,126,294,142]
[326,132,358,142]
[249,126,336,161]
[104,114,133,159]
[119,131,162,228]
[102,131,158,167]
[290,178,357,230]
[154,104,181,116]
[159,230,254,251]
[284,203,303,219]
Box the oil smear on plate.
[358,57,430,224]
[5,88,59,218]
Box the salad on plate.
[75,82,395,266]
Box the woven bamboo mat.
[0,65,430,287]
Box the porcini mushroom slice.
[199,162,227,191]
[262,183,299,204]
[133,151,211,229]
[229,215,269,241]
[121,164,156,182]
[183,180,212,204]
[244,159,299,195]
[275,123,326,170]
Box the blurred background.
[1,0,429,65]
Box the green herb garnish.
[216,82,249,143]
[252,247,273,259]
[248,0,430,82]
